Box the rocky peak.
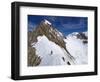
[28,19,75,66]
[33,19,66,50]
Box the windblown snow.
[32,35,72,66]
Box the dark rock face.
[83,40,87,44]
[76,32,88,44]
[76,32,88,40]
[28,47,41,66]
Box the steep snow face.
[44,19,52,25]
[32,35,72,66]
[64,32,88,64]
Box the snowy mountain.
[64,32,88,64]
[32,35,72,66]
[28,19,88,66]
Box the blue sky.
[28,15,87,36]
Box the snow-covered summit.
[44,19,52,25]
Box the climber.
[50,50,53,55]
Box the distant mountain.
[28,19,88,66]
[66,32,88,44]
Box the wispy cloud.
[28,21,37,31]
[46,16,57,22]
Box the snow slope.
[32,35,73,66]
[64,33,88,64]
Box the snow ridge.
[32,35,73,66]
